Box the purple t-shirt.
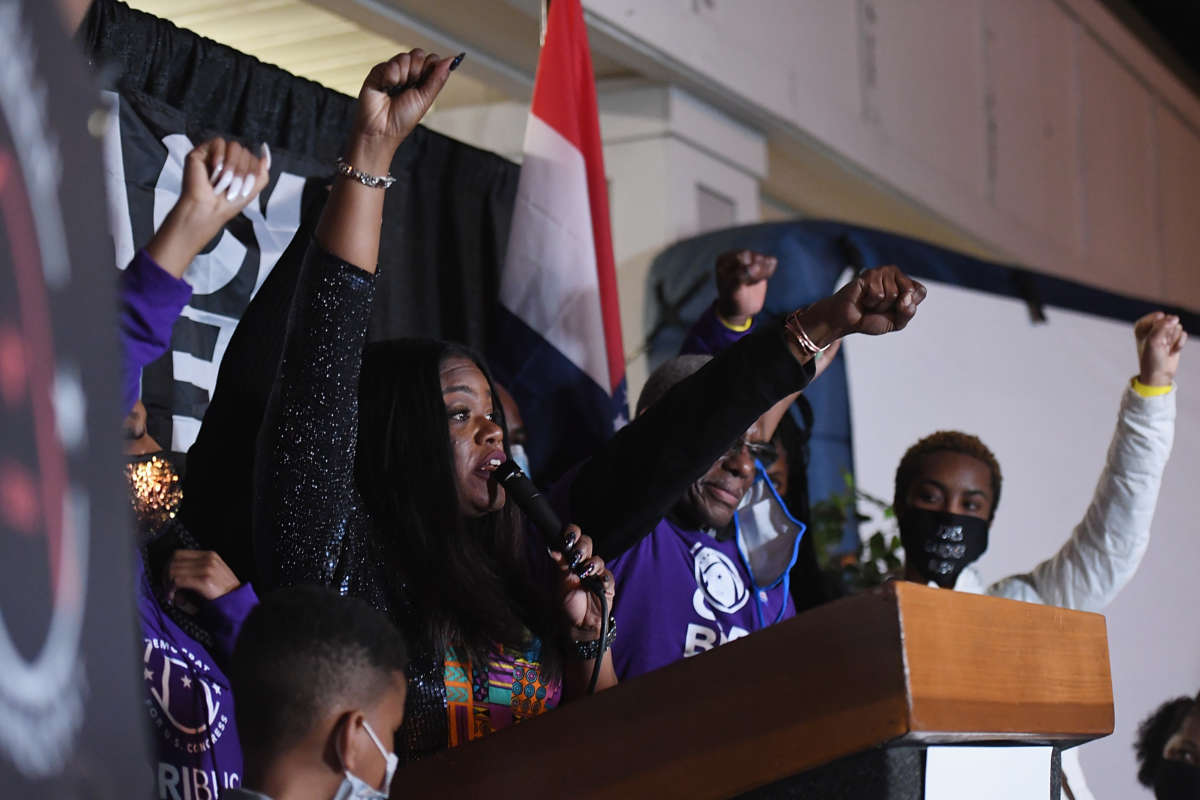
[607,517,795,681]
[136,556,258,798]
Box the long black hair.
[355,338,564,676]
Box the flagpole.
[540,0,550,47]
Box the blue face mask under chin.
[732,461,807,629]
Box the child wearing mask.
[224,586,408,800]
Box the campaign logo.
[690,544,749,615]
[0,3,89,779]
[143,638,230,754]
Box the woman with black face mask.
[1136,693,1200,800]
[892,309,1184,605]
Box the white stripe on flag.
[500,114,609,392]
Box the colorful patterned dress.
[444,642,561,747]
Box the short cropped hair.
[231,585,408,761]
[1134,696,1196,787]
[636,355,712,417]
[893,431,1003,521]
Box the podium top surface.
[393,582,1113,799]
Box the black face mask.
[898,508,989,588]
[1155,759,1200,800]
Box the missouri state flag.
[490,0,627,483]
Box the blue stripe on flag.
[489,307,623,485]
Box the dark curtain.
[83,0,520,582]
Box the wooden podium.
[392,582,1113,798]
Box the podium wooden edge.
[395,588,912,798]
[893,582,1115,741]
[392,583,1115,799]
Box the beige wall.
[576,0,1200,309]
[170,0,1199,311]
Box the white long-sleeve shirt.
[952,383,1176,607]
[951,381,1176,800]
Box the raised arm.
[679,250,776,355]
[680,249,841,438]
[570,265,926,560]
[120,138,268,414]
[252,50,457,589]
[989,312,1184,610]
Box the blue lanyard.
[733,461,808,630]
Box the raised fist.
[1135,311,1186,387]
[349,49,459,174]
[799,265,927,347]
[187,138,270,224]
[144,137,270,279]
[715,250,778,326]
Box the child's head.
[231,585,408,796]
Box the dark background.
[0,0,146,796]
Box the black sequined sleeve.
[253,242,376,590]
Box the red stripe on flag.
[530,0,625,393]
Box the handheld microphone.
[495,460,604,593]
[494,461,568,551]
[495,460,611,693]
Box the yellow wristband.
[717,313,753,332]
[1131,377,1172,397]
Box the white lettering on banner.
[109,130,306,452]
[243,171,304,295]
[683,623,749,657]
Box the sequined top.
[254,245,434,761]
[254,244,565,763]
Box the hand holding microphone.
[494,462,615,668]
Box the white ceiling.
[124,0,511,105]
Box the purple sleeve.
[119,250,193,415]
[679,302,757,356]
[199,582,259,663]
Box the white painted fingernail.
[210,161,224,184]
[240,175,256,198]
[260,142,271,170]
[213,169,234,195]
[226,176,244,201]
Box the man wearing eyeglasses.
[603,250,842,680]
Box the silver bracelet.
[568,616,617,661]
[785,309,829,359]
[335,156,396,189]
